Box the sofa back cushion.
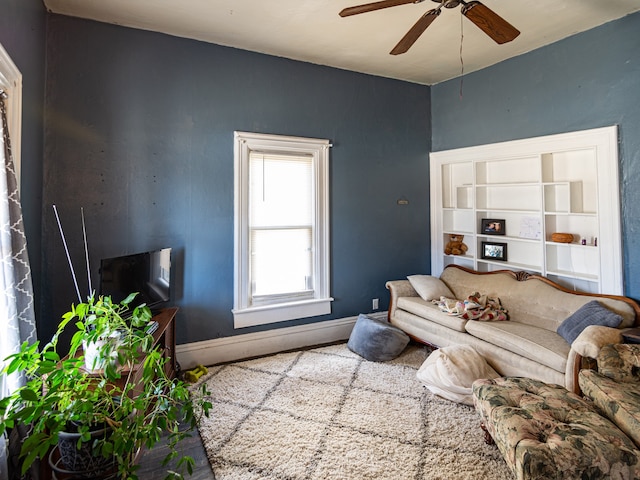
[440,267,637,332]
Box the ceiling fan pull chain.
[459,10,464,100]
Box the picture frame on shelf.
[481,218,505,235]
[481,241,508,261]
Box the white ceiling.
[43,0,640,85]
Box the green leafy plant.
[0,293,211,480]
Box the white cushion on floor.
[417,345,499,405]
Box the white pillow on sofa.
[407,274,454,301]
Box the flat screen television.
[99,248,171,311]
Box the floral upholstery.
[594,343,640,383]
[579,343,640,448]
[473,376,640,480]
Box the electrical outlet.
[372,298,379,310]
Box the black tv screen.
[99,248,171,310]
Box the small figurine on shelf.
[445,234,468,256]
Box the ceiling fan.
[339,0,520,55]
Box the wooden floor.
[137,425,216,479]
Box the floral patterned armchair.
[472,343,640,480]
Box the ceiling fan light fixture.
[432,0,462,8]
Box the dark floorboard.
[137,425,215,480]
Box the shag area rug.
[191,342,513,479]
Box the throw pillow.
[557,300,623,345]
[347,314,410,362]
[407,274,454,301]
[416,345,499,405]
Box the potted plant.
[0,293,211,480]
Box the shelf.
[477,258,542,272]
[476,184,541,212]
[478,234,541,243]
[444,230,474,235]
[541,150,597,184]
[441,163,473,209]
[545,241,597,248]
[431,126,621,294]
[443,209,474,233]
[443,255,475,270]
[455,185,473,209]
[545,274,599,294]
[476,156,540,184]
[544,212,597,217]
[476,208,540,215]
[444,253,474,260]
[475,182,540,188]
[546,269,599,282]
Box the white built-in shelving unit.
[430,126,622,294]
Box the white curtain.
[0,90,37,480]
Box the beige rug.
[192,342,513,479]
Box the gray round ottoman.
[347,314,410,362]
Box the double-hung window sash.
[233,131,332,328]
[249,152,313,305]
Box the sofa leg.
[480,423,494,445]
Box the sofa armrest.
[565,325,623,394]
[385,280,419,321]
[571,325,624,359]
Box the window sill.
[233,297,334,329]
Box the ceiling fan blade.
[339,0,420,17]
[390,8,440,55]
[461,1,520,44]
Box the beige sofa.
[386,265,640,393]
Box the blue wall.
[432,12,640,301]
[42,15,431,344]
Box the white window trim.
[233,131,333,328]
[0,43,22,188]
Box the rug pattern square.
[311,426,423,480]
[335,387,423,443]
[262,376,344,423]
[286,351,360,386]
[219,410,326,478]
[193,342,513,479]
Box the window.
[233,132,332,328]
[0,42,24,390]
[0,43,22,188]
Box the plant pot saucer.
[49,445,117,480]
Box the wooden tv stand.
[89,306,178,392]
[109,306,178,400]
[149,306,178,380]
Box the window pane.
[249,153,312,227]
[250,228,312,297]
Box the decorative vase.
[83,331,122,372]
[83,338,106,372]
[51,424,116,478]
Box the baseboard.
[176,311,387,369]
